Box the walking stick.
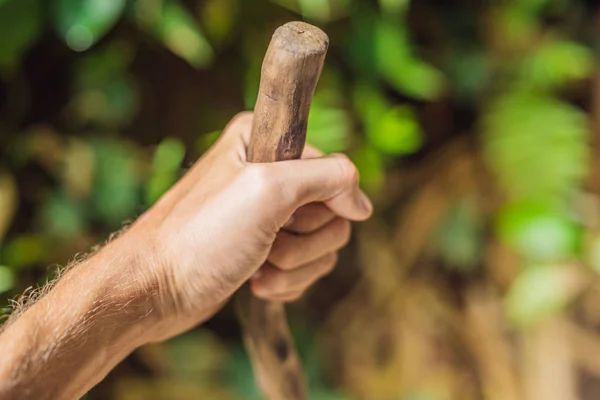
[238,21,329,400]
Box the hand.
[123,112,373,342]
[0,112,372,399]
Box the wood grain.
[247,21,328,164]
[240,21,328,400]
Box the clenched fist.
[0,112,372,399]
[126,112,372,341]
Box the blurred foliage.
[1,0,600,399]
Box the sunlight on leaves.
[505,263,585,329]
[352,145,385,193]
[369,105,423,155]
[375,22,444,100]
[519,39,594,91]
[298,0,331,22]
[152,137,186,172]
[271,0,350,22]
[54,0,126,52]
[497,202,579,262]
[135,0,214,68]
[146,138,185,205]
[353,81,389,134]
[307,92,351,154]
[483,93,589,203]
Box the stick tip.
[272,21,329,56]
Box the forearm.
[0,240,154,399]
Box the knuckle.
[229,111,254,128]
[243,164,276,199]
[252,278,279,298]
[336,219,352,247]
[250,281,268,297]
[333,154,359,187]
[275,253,297,271]
[319,253,338,275]
[273,274,294,293]
[253,286,274,300]
[256,274,294,298]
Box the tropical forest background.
[1,0,600,399]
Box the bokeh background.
[1,0,600,399]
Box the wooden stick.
[239,21,328,400]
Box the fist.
[120,112,372,342]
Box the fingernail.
[283,215,295,228]
[359,190,373,213]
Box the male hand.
[122,112,373,342]
[0,112,372,399]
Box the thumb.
[259,154,373,221]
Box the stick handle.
[241,21,328,400]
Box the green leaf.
[505,264,582,329]
[2,235,46,268]
[0,265,14,294]
[307,93,351,154]
[483,93,589,203]
[41,190,86,239]
[369,105,423,155]
[447,50,488,101]
[298,0,331,22]
[375,21,444,100]
[0,0,43,75]
[146,138,185,205]
[353,81,389,131]
[519,39,594,90]
[53,0,126,51]
[152,137,186,172]
[272,0,349,22]
[200,0,239,46]
[135,0,213,68]
[91,138,140,226]
[352,145,385,193]
[497,201,580,262]
[345,15,378,76]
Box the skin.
[0,112,372,399]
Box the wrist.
[100,231,164,343]
[0,239,155,398]
[121,223,231,343]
